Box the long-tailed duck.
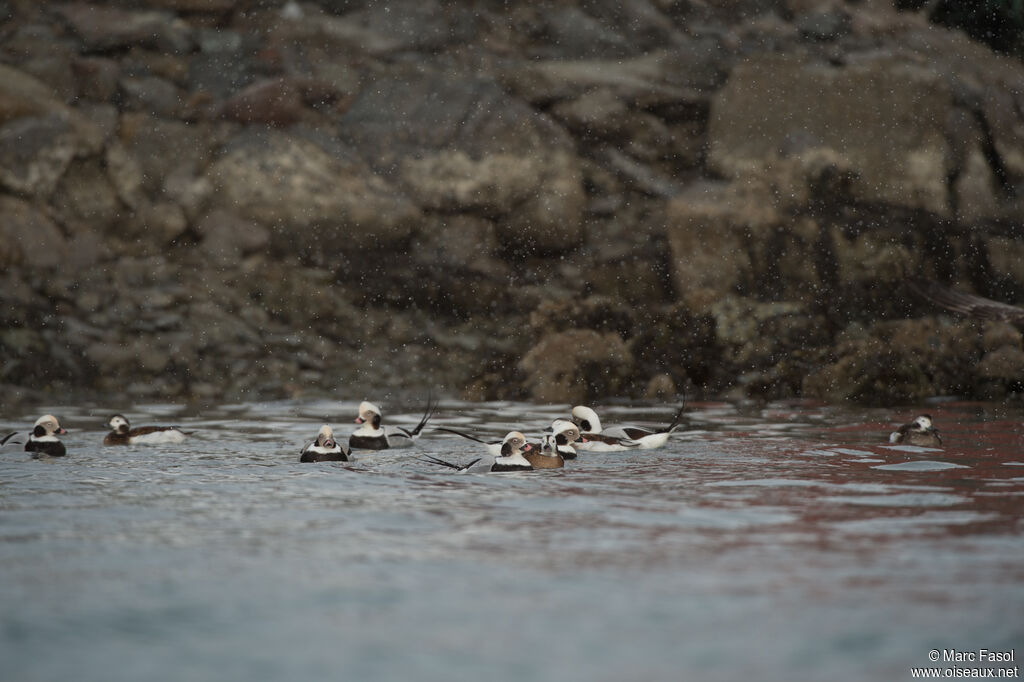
[439,418,582,459]
[420,431,534,473]
[889,414,942,447]
[103,414,186,445]
[572,404,685,451]
[534,419,581,460]
[524,433,564,469]
[300,424,350,462]
[349,396,435,450]
[25,414,68,457]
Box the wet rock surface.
[2,1,1024,407]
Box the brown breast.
[524,451,564,469]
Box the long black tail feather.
[418,455,481,471]
[1,432,20,445]
[433,426,490,444]
[410,393,436,437]
[664,402,687,434]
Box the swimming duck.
[25,415,68,457]
[103,414,186,445]
[524,433,564,469]
[349,397,435,450]
[533,419,580,461]
[889,415,942,447]
[438,418,581,458]
[300,424,350,462]
[571,404,685,451]
[420,431,534,473]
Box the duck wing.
[910,279,1024,323]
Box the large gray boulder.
[341,70,584,253]
[709,54,953,216]
[205,129,421,252]
[0,64,102,199]
[55,4,193,53]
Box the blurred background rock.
[1,0,1023,406]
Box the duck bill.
[355,417,364,424]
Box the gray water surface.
[2,400,1022,681]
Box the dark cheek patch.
[372,414,381,429]
[500,442,511,456]
[33,425,45,437]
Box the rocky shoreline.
[2,0,1024,408]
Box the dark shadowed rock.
[977,346,1024,381]
[0,114,80,198]
[162,163,212,222]
[830,226,917,287]
[577,0,683,52]
[119,76,182,118]
[644,373,677,400]
[520,328,634,403]
[196,209,271,261]
[144,0,238,10]
[117,113,211,196]
[55,4,193,53]
[802,318,983,404]
[976,321,1024,386]
[52,158,121,235]
[0,65,103,198]
[222,77,354,124]
[512,4,635,59]
[410,215,505,276]
[795,5,851,41]
[628,301,719,390]
[0,196,67,270]
[665,181,774,312]
[0,64,70,125]
[528,296,638,339]
[136,199,189,243]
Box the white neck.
[354,423,384,437]
[496,451,530,467]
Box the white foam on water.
[872,461,970,472]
